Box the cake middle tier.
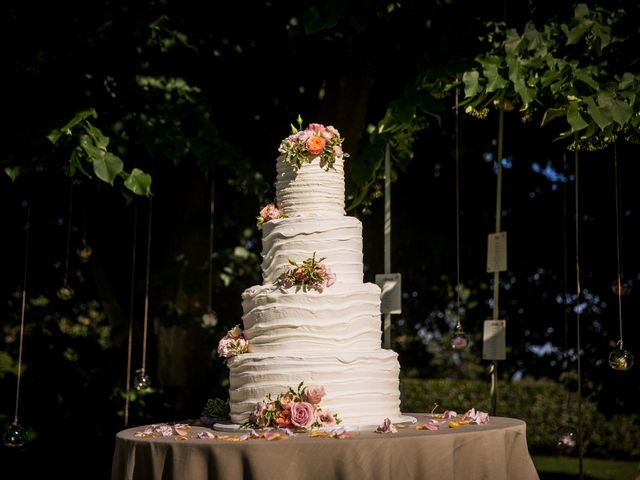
[242,282,382,352]
[261,216,364,285]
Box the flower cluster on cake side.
[278,116,348,169]
[217,325,249,360]
[256,203,285,229]
[275,253,336,291]
[244,382,340,431]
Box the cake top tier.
[275,122,348,217]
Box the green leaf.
[541,69,561,88]
[583,96,612,130]
[618,73,635,90]
[81,141,106,163]
[92,152,123,185]
[610,99,632,126]
[565,23,590,45]
[504,28,521,55]
[574,4,589,19]
[541,108,566,126]
[462,71,481,98]
[4,166,21,182]
[574,68,599,91]
[566,102,588,132]
[483,64,507,93]
[83,122,110,150]
[123,168,152,196]
[47,108,97,144]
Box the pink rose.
[290,402,316,429]
[326,125,339,136]
[308,123,326,134]
[332,145,343,156]
[303,385,326,405]
[217,337,232,358]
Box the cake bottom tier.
[227,350,401,425]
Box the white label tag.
[482,320,506,360]
[486,232,507,273]
[375,273,402,314]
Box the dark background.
[1,0,639,477]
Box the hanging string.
[450,84,469,352]
[562,152,570,411]
[613,143,624,347]
[3,188,33,447]
[141,197,153,374]
[609,143,634,370]
[455,85,462,323]
[132,197,152,391]
[56,181,75,301]
[14,188,32,426]
[124,203,139,426]
[574,148,584,480]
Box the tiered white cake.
[227,135,404,427]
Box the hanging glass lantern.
[609,342,634,371]
[3,421,27,448]
[76,243,93,263]
[450,324,470,351]
[611,278,632,296]
[134,370,152,391]
[556,425,577,450]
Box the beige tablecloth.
[111,415,539,480]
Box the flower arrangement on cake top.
[278,115,349,169]
[245,382,340,431]
[217,324,249,359]
[256,203,285,229]
[275,253,336,291]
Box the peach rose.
[279,392,295,410]
[275,409,292,428]
[306,135,326,155]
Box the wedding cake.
[223,122,405,427]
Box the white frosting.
[228,350,401,425]
[261,216,363,285]
[242,283,381,352]
[225,140,403,427]
[276,155,345,217]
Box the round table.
[111,414,539,480]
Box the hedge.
[400,378,640,459]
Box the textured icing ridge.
[242,283,382,352]
[228,351,401,425]
[276,155,345,217]
[261,216,363,285]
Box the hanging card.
[486,232,507,273]
[482,319,506,360]
[375,273,402,314]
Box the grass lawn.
[533,455,639,480]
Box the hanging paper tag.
[482,320,506,360]
[375,273,402,314]
[486,232,507,273]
